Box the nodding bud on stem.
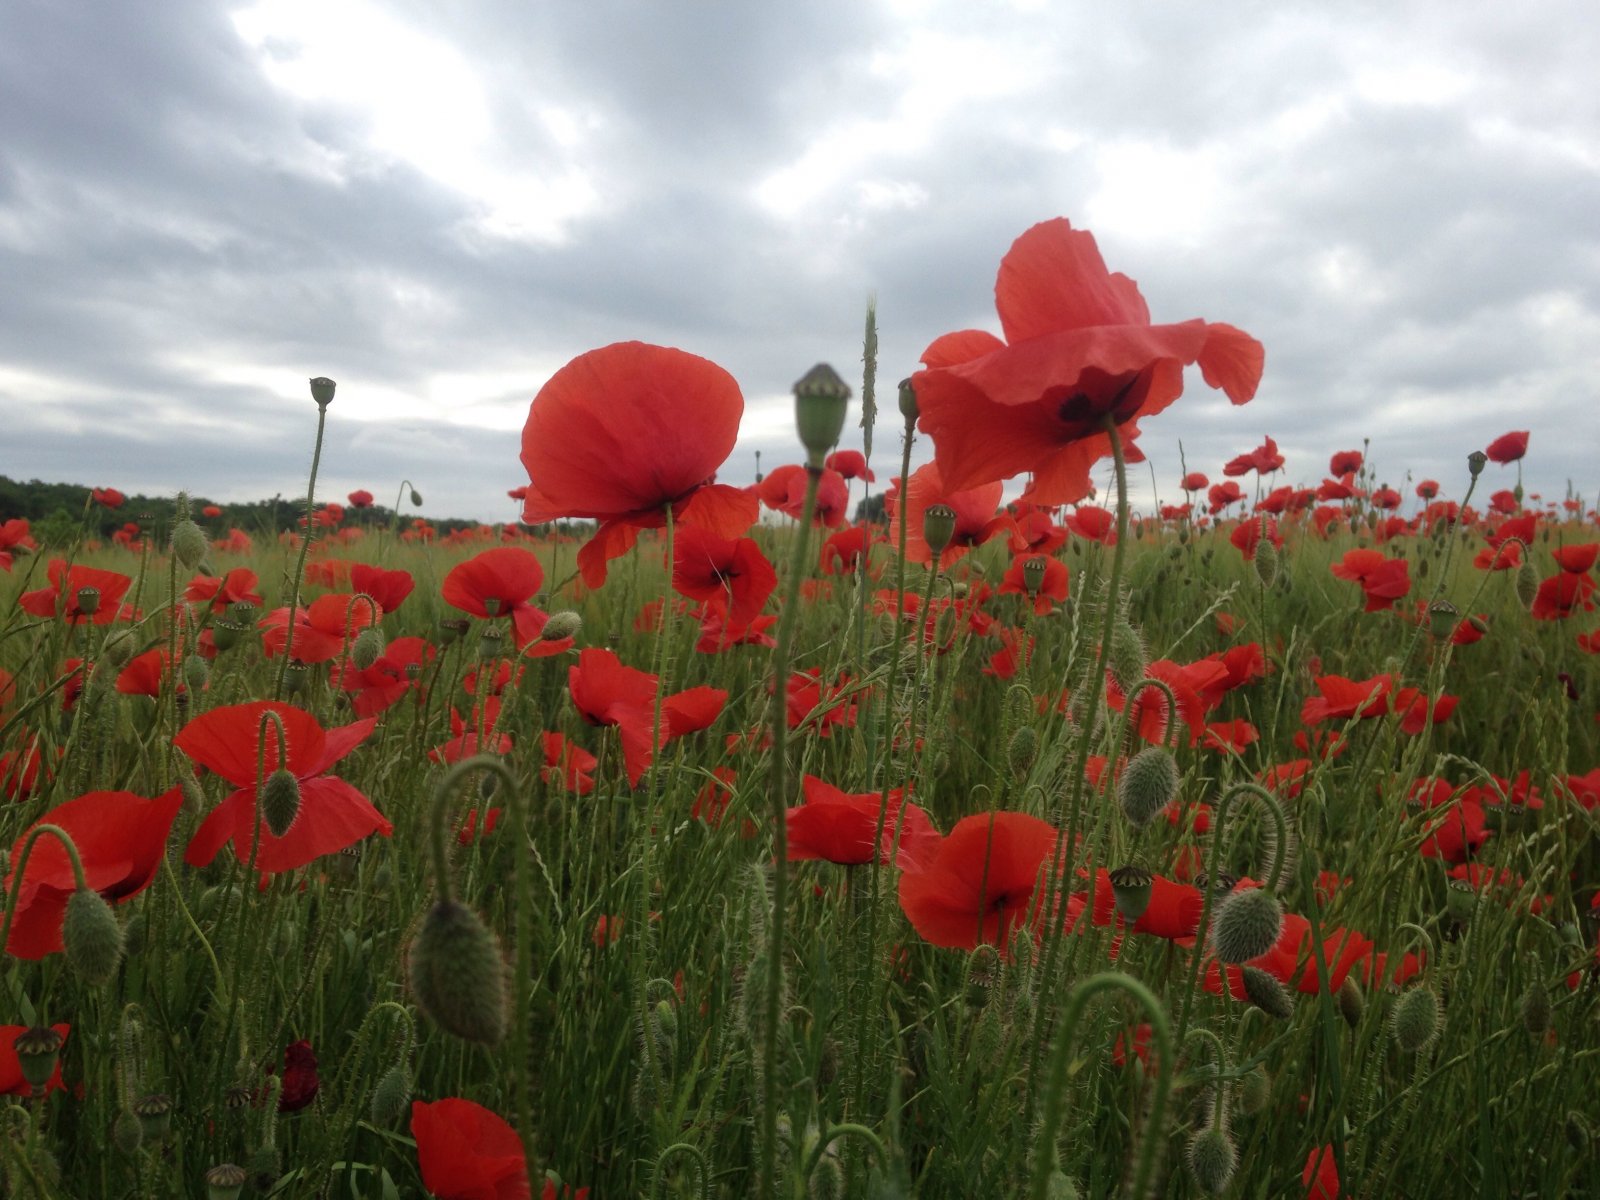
[408,900,509,1046]
[1188,1123,1237,1195]
[1391,984,1441,1052]
[793,364,851,467]
[1117,746,1179,828]
[1210,887,1284,965]
[64,887,125,985]
[410,489,423,507]
[260,769,302,838]
[309,377,336,408]
[922,504,957,556]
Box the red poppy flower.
[788,776,941,870]
[1008,505,1068,555]
[1179,472,1209,492]
[177,700,390,875]
[825,448,875,482]
[1105,658,1219,745]
[520,341,758,587]
[897,811,1061,950]
[1202,718,1259,753]
[1484,430,1529,464]
[116,648,177,699]
[91,487,126,508]
[1066,504,1117,544]
[911,219,1263,505]
[347,489,375,508]
[541,732,597,795]
[1,1025,71,1096]
[671,526,777,632]
[1531,571,1596,621]
[1303,1144,1340,1199]
[567,649,725,785]
[431,704,514,764]
[694,609,779,652]
[1392,688,1459,736]
[1328,450,1363,476]
[4,787,184,958]
[185,567,263,614]
[442,547,566,651]
[259,593,381,664]
[784,669,858,735]
[19,559,135,625]
[0,519,38,571]
[335,636,435,717]
[1088,869,1206,942]
[999,554,1069,613]
[351,562,416,613]
[885,463,1011,569]
[1329,549,1411,612]
[1207,481,1244,514]
[411,1098,531,1200]
[1223,435,1284,477]
[820,526,875,575]
[278,1039,320,1113]
[758,464,850,527]
[1301,674,1392,725]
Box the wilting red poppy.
[185,567,262,614]
[411,1098,531,1200]
[91,487,125,508]
[520,341,757,587]
[347,489,375,508]
[19,559,135,625]
[0,519,38,571]
[177,700,390,875]
[759,464,850,527]
[1330,549,1411,612]
[442,547,565,651]
[4,787,184,958]
[885,463,1010,569]
[788,776,941,870]
[825,448,875,482]
[1,1025,71,1096]
[898,811,1060,950]
[672,526,777,632]
[911,218,1264,506]
[1484,430,1529,464]
[1223,435,1284,477]
[278,1039,320,1113]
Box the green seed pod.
[922,504,957,556]
[260,769,302,839]
[1520,982,1551,1039]
[1109,864,1154,924]
[135,1092,173,1141]
[1007,726,1037,779]
[1254,533,1278,588]
[112,1106,144,1154]
[1188,1122,1238,1195]
[1337,979,1363,1030]
[793,364,851,468]
[309,376,337,407]
[182,653,210,695]
[1241,964,1294,1020]
[1118,746,1179,828]
[13,1027,64,1092]
[1045,1169,1080,1200]
[1210,887,1283,965]
[1515,559,1539,609]
[896,377,918,422]
[1445,877,1477,925]
[205,1163,247,1200]
[122,910,146,955]
[1237,1064,1271,1116]
[1107,616,1147,695]
[369,1064,412,1128]
[211,620,246,652]
[408,900,508,1045]
[1391,985,1442,1053]
[64,887,125,986]
[351,627,385,671]
[1020,555,1048,595]
[282,660,309,696]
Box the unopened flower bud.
[369,1063,412,1127]
[351,627,385,671]
[260,769,302,838]
[1254,527,1279,588]
[1520,982,1551,1038]
[1515,559,1539,609]
[183,654,210,694]
[1391,985,1442,1052]
[309,377,336,408]
[793,364,851,468]
[1210,886,1283,965]
[1241,964,1294,1019]
[542,611,582,641]
[64,886,125,985]
[408,900,508,1045]
[1118,746,1179,828]
[1108,617,1147,694]
[112,1106,144,1154]
[172,518,208,570]
[1188,1122,1237,1195]
[409,488,424,507]
[1338,975,1365,1028]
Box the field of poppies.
[2,218,1598,1199]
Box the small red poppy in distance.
[91,487,125,508]
[441,547,566,653]
[176,700,391,875]
[911,218,1264,507]
[1484,430,1529,464]
[1222,435,1285,477]
[260,593,382,663]
[825,448,876,482]
[184,567,263,614]
[411,1097,533,1200]
[520,341,758,587]
[1179,472,1209,492]
[1330,549,1411,612]
[347,489,375,508]
[758,464,851,527]
[787,775,941,871]
[19,559,135,625]
[898,811,1061,951]
[4,787,184,958]
[1329,449,1364,476]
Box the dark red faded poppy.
[277,1040,320,1113]
[20,559,135,625]
[1484,430,1529,464]
[912,218,1264,506]
[787,775,941,870]
[1223,435,1284,477]
[759,465,850,527]
[442,547,567,652]
[4,787,184,958]
[1,1025,71,1096]
[825,448,875,482]
[898,811,1061,951]
[671,526,777,632]
[885,463,1011,569]
[411,1097,531,1200]
[520,341,757,587]
[177,700,391,875]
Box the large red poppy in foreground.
[411,1098,530,1200]
[912,219,1264,505]
[520,341,757,587]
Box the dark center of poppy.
[1050,369,1147,433]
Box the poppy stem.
[650,1142,710,1200]
[273,398,329,699]
[757,462,821,1200]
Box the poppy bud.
[1044,1169,1079,1200]
[13,1026,64,1092]
[75,585,101,616]
[407,900,508,1045]
[1467,450,1487,478]
[1391,985,1441,1052]
[1109,864,1154,924]
[793,363,852,468]
[200,1163,246,1200]
[809,1143,845,1200]
[351,627,385,671]
[172,518,208,571]
[1007,726,1037,779]
[112,1106,144,1154]
[1117,746,1179,828]
[647,999,678,1072]
[1021,555,1048,594]
[1210,887,1283,965]
[1337,975,1365,1028]
[248,1144,281,1193]
[897,377,918,422]
[261,769,302,838]
[184,653,210,694]
[922,504,957,556]
[1254,528,1278,588]
[309,376,336,407]
[1515,559,1539,609]
[1187,1122,1237,1195]
[1427,599,1458,640]
[101,630,137,668]
[135,1092,174,1140]
[1241,964,1294,1020]
[369,1063,412,1127]
[64,886,125,985]
[1520,982,1551,1038]
[1237,1064,1270,1116]
[964,944,1001,1007]
[543,611,582,641]
[1108,616,1147,695]
[410,488,424,507]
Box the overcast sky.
[3,0,1597,523]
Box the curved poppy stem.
[651,1142,710,1200]
[0,824,90,953]
[758,463,821,1200]
[1029,973,1173,1200]
[801,1123,887,1191]
[274,398,329,699]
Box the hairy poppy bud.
[1108,616,1146,695]
[1210,887,1283,965]
[1188,1122,1237,1195]
[101,630,137,668]
[260,769,302,839]
[1044,1169,1079,1200]
[1467,449,1487,478]
[410,488,424,507]
[64,887,125,985]
[205,1163,247,1200]
[1515,559,1539,609]
[793,363,851,468]
[112,1106,144,1154]
[248,1144,281,1193]
[897,377,918,422]
[13,1026,64,1092]
[1109,864,1153,924]
[1118,746,1179,828]
[1007,726,1037,779]
[1237,1064,1270,1116]
[1241,964,1294,1020]
[1520,982,1551,1038]
[543,611,582,641]
[1338,975,1365,1028]
[351,627,385,671]
[1254,529,1278,588]
[172,517,208,571]
[1391,985,1442,1052]
[183,654,210,695]
[408,900,508,1045]
[964,944,1001,1007]
[309,377,336,407]
[369,1063,412,1127]
[922,504,957,556]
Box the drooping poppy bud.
[1337,975,1365,1028]
[64,887,125,985]
[1391,985,1441,1052]
[1118,746,1179,828]
[407,900,508,1045]
[1210,887,1283,965]
[260,769,302,839]
[1188,1122,1237,1195]
[369,1063,412,1127]
[1107,616,1147,695]
[1241,965,1294,1020]
[351,627,385,672]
